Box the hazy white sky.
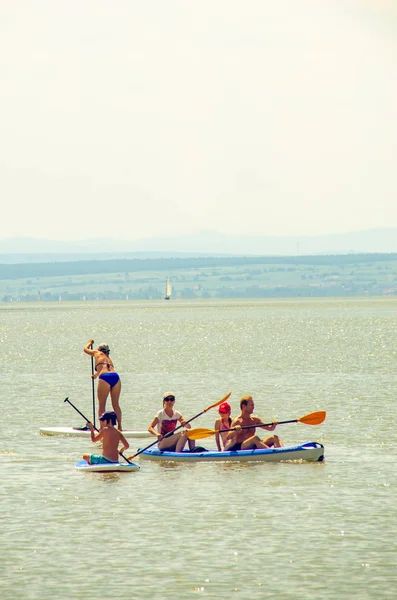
[1,0,396,241]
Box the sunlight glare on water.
[1,298,397,599]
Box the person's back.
[94,349,116,374]
[101,424,125,461]
[83,411,129,464]
[83,340,123,429]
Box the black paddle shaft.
[63,397,133,464]
[219,418,297,434]
[90,343,96,429]
[64,397,97,430]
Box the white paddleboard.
[75,459,140,472]
[40,426,151,439]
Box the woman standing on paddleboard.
[84,340,123,430]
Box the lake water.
[1,298,396,599]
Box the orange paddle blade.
[186,428,218,440]
[297,411,326,426]
[204,392,231,412]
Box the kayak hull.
[75,459,140,472]
[139,442,324,463]
[40,426,151,439]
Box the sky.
[1,0,397,242]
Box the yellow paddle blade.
[297,411,326,426]
[186,428,218,440]
[204,392,231,412]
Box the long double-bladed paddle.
[186,410,326,441]
[127,392,232,460]
[90,343,96,429]
[64,397,133,465]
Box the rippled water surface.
[1,298,397,599]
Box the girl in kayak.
[214,401,233,451]
[84,339,123,430]
[148,393,195,452]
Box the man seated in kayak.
[83,411,129,464]
[224,395,282,451]
[148,393,196,452]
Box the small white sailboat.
[164,278,172,300]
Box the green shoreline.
[2,253,397,301]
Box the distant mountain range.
[0,228,396,263]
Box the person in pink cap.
[214,401,233,451]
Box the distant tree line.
[2,253,397,280]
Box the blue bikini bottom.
[98,372,120,388]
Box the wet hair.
[240,395,253,409]
[97,344,110,356]
[99,411,117,425]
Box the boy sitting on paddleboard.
[83,411,129,464]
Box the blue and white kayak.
[75,459,140,473]
[139,441,324,463]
